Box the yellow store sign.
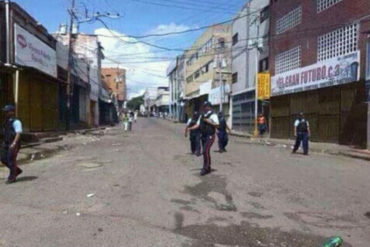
[258,73,271,100]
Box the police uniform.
[200,109,219,175]
[293,117,309,155]
[217,114,228,152]
[186,114,201,155]
[1,111,23,183]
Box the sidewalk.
[15,127,108,165]
[231,133,370,162]
[165,118,370,162]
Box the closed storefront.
[232,91,256,132]
[271,51,367,146]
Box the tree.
[127,94,144,110]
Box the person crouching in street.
[292,112,310,155]
[217,112,231,153]
[184,111,201,156]
[188,101,219,176]
[1,105,23,184]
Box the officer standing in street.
[184,111,201,156]
[188,101,219,176]
[1,105,23,184]
[292,112,311,155]
[217,112,231,153]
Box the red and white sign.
[14,24,57,78]
[271,51,360,96]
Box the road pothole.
[365,212,370,219]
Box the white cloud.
[147,22,191,36]
[95,27,172,100]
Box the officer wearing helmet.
[292,112,310,155]
[217,112,231,153]
[184,111,201,156]
[1,105,23,184]
[188,101,219,176]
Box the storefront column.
[14,70,19,117]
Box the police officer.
[184,111,201,156]
[217,112,231,153]
[188,101,219,176]
[292,112,310,155]
[1,105,23,184]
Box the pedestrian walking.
[188,101,219,176]
[217,112,231,153]
[1,105,23,184]
[292,112,311,155]
[257,113,267,137]
[184,111,201,156]
[134,110,138,123]
[128,111,134,131]
[122,112,129,131]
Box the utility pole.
[65,0,76,130]
[253,15,261,137]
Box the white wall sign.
[209,84,230,105]
[15,24,57,77]
[199,80,212,96]
[271,51,360,96]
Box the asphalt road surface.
[0,118,369,247]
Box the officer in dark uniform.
[217,112,231,153]
[292,112,311,155]
[1,105,23,184]
[184,111,201,156]
[188,101,219,176]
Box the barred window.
[317,0,343,13]
[275,46,301,74]
[276,6,302,35]
[317,23,358,61]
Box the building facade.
[184,24,232,120]
[231,0,270,133]
[269,0,370,147]
[101,67,126,110]
[0,2,59,131]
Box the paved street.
[0,118,369,247]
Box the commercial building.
[269,0,370,147]
[167,55,186,122]
[55,33,105,127]
[0,2,59,131]
[231,0,270,133]
[101,67,126,110]
[184,24,232,120]
[155,86,170,114]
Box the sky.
[15,0,246,98]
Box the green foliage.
[127,94,144,110]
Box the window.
[259,57,269,72]
[232,72,238,84]
[232,33,239,46]
[260,6,270,23]
[366,40,370,80]
[194,70,200,79]
[317,23,358,61]
[275,46,301,74]
[218,38,226,49]
[317,0,343,13]
[276,6,302,35]
[186,75,193,83]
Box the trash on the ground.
[62,210,68,214]
[322,236,343,247]
[86,193,95,198]
[76,212,81,216]
[30,154,36,161]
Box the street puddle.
[174,220,351,247]
[184,175,237,212]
